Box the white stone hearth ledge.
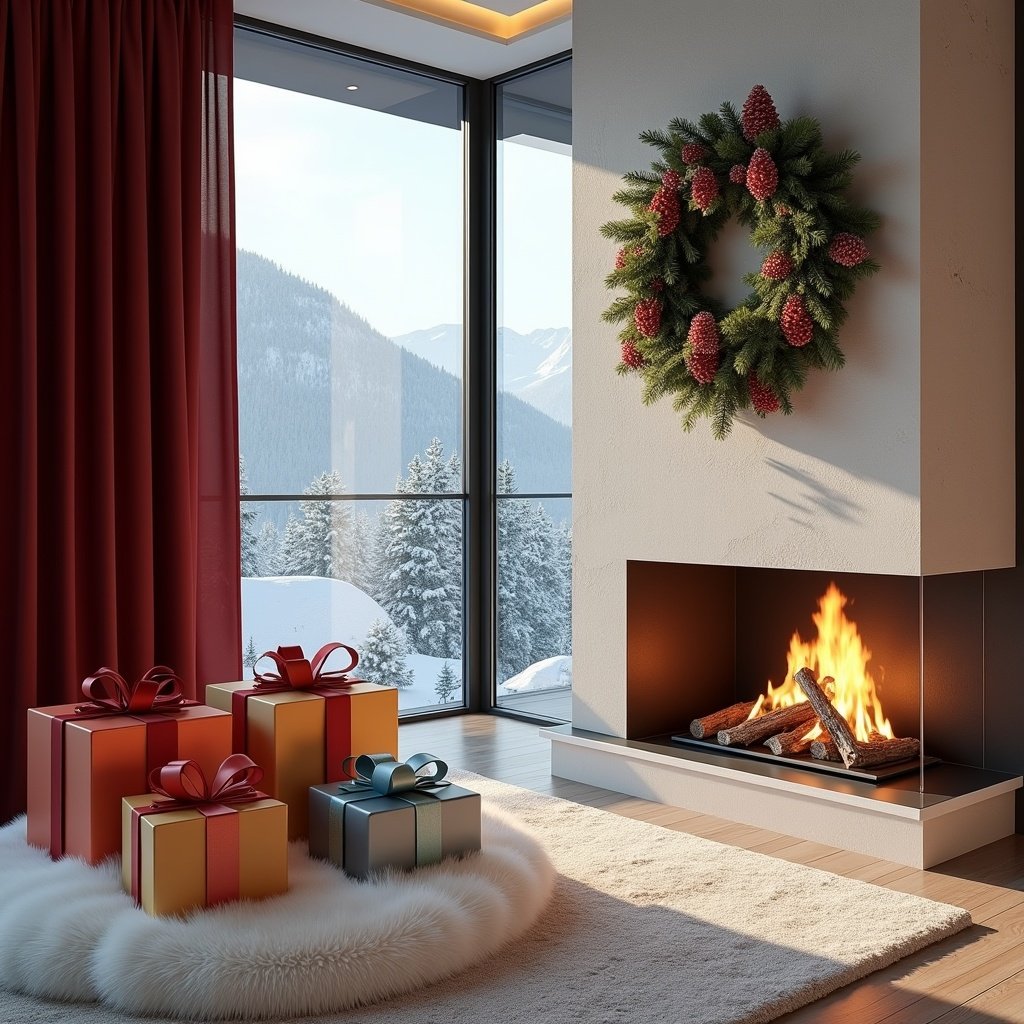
[546,726,1022,869]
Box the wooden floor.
[399,714,1024,1024]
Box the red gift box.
[27,666,232,863]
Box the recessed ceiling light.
[346,84,359,91]
[363,0,571,43]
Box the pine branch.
[612,185,656,207]
[666,117,712,145]
[698,111,726,140]
[622,168,661,185]
[639,128,674,150]
[601,295,636,324]
[719,101,743,137]
[600,219,649,242]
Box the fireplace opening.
[624,560,993,798]
[671,582,937,783]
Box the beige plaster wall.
[570,0,1013,736]
[920,0,1015,574]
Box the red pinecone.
[621,341,645,369]
[615,244,647,270]
[780,293,814,347]
[775,202,791,217]
[742,85,781,141]
[662,169,682,191]
[746,148,778,201]
[729,164,747,185]
[687,311,720,354]
[748,373,780,414]
[650,277,665,293]
[634,298,662,338]
[686,347,719,385]
[690,167,719,213]
[828,232,870,267]
[761,251,794,280]
[681,143,708,165]
[648,185,680,236]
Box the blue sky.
[235,79,571,338]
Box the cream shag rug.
[0,772,971,1024]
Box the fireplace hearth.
[670,735,938,783]
[546,558,1023,868]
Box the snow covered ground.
[242,575,570,712]
[241,576,461,712]
[500,655,572,694]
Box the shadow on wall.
[765,458,865,526]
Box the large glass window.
[495,59,572,721]
[235,27,467,713]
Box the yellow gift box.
[206,643,398,839]
[121,755,288,917]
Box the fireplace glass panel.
[625,560,987,797]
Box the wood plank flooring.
[399,713,1024,1024]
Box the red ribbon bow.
[252,643,359,691]
[149,754,265,807]
[77,665,188,715]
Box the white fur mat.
[0,773,553,1020]
[0,772,973,1024]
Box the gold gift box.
[121,794,288,917]
[205,681,398,839]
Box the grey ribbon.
[341,752,451,796]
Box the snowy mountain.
[237,252,572,495]
[392,324,572,426]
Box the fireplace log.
[689,700,759,739]
[765,726,817,756]
[847,737,921,769]
[717,702,817,748]
[794,668,859,768]
[810,738,841,761]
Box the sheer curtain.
[0,0,240,823]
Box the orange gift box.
[206,643,398,839]
[122,754,288,917]
[27,667,232,864]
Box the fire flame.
[747,582,894,742]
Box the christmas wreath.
[601,85,880,439]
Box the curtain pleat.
[0,0,240,824]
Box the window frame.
[234,15,571,725]
[490,53,573,725]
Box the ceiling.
[234,0,572,79]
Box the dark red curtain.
[0,0,240,823]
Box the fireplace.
[560,0,1017,870]
[628,564,943,782]
[546,559,1022,868]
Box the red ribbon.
[252,643,359,690]
[48,666,198,860]
[130,755,269,909]
[148,753,265,804]
[77,665,189,716]
[231,644,361,772]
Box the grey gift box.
[309,779,481,880]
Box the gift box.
[207,643,398,839]
[122,754,288,917]
[309,753,481,880]
[27,667,232,864]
